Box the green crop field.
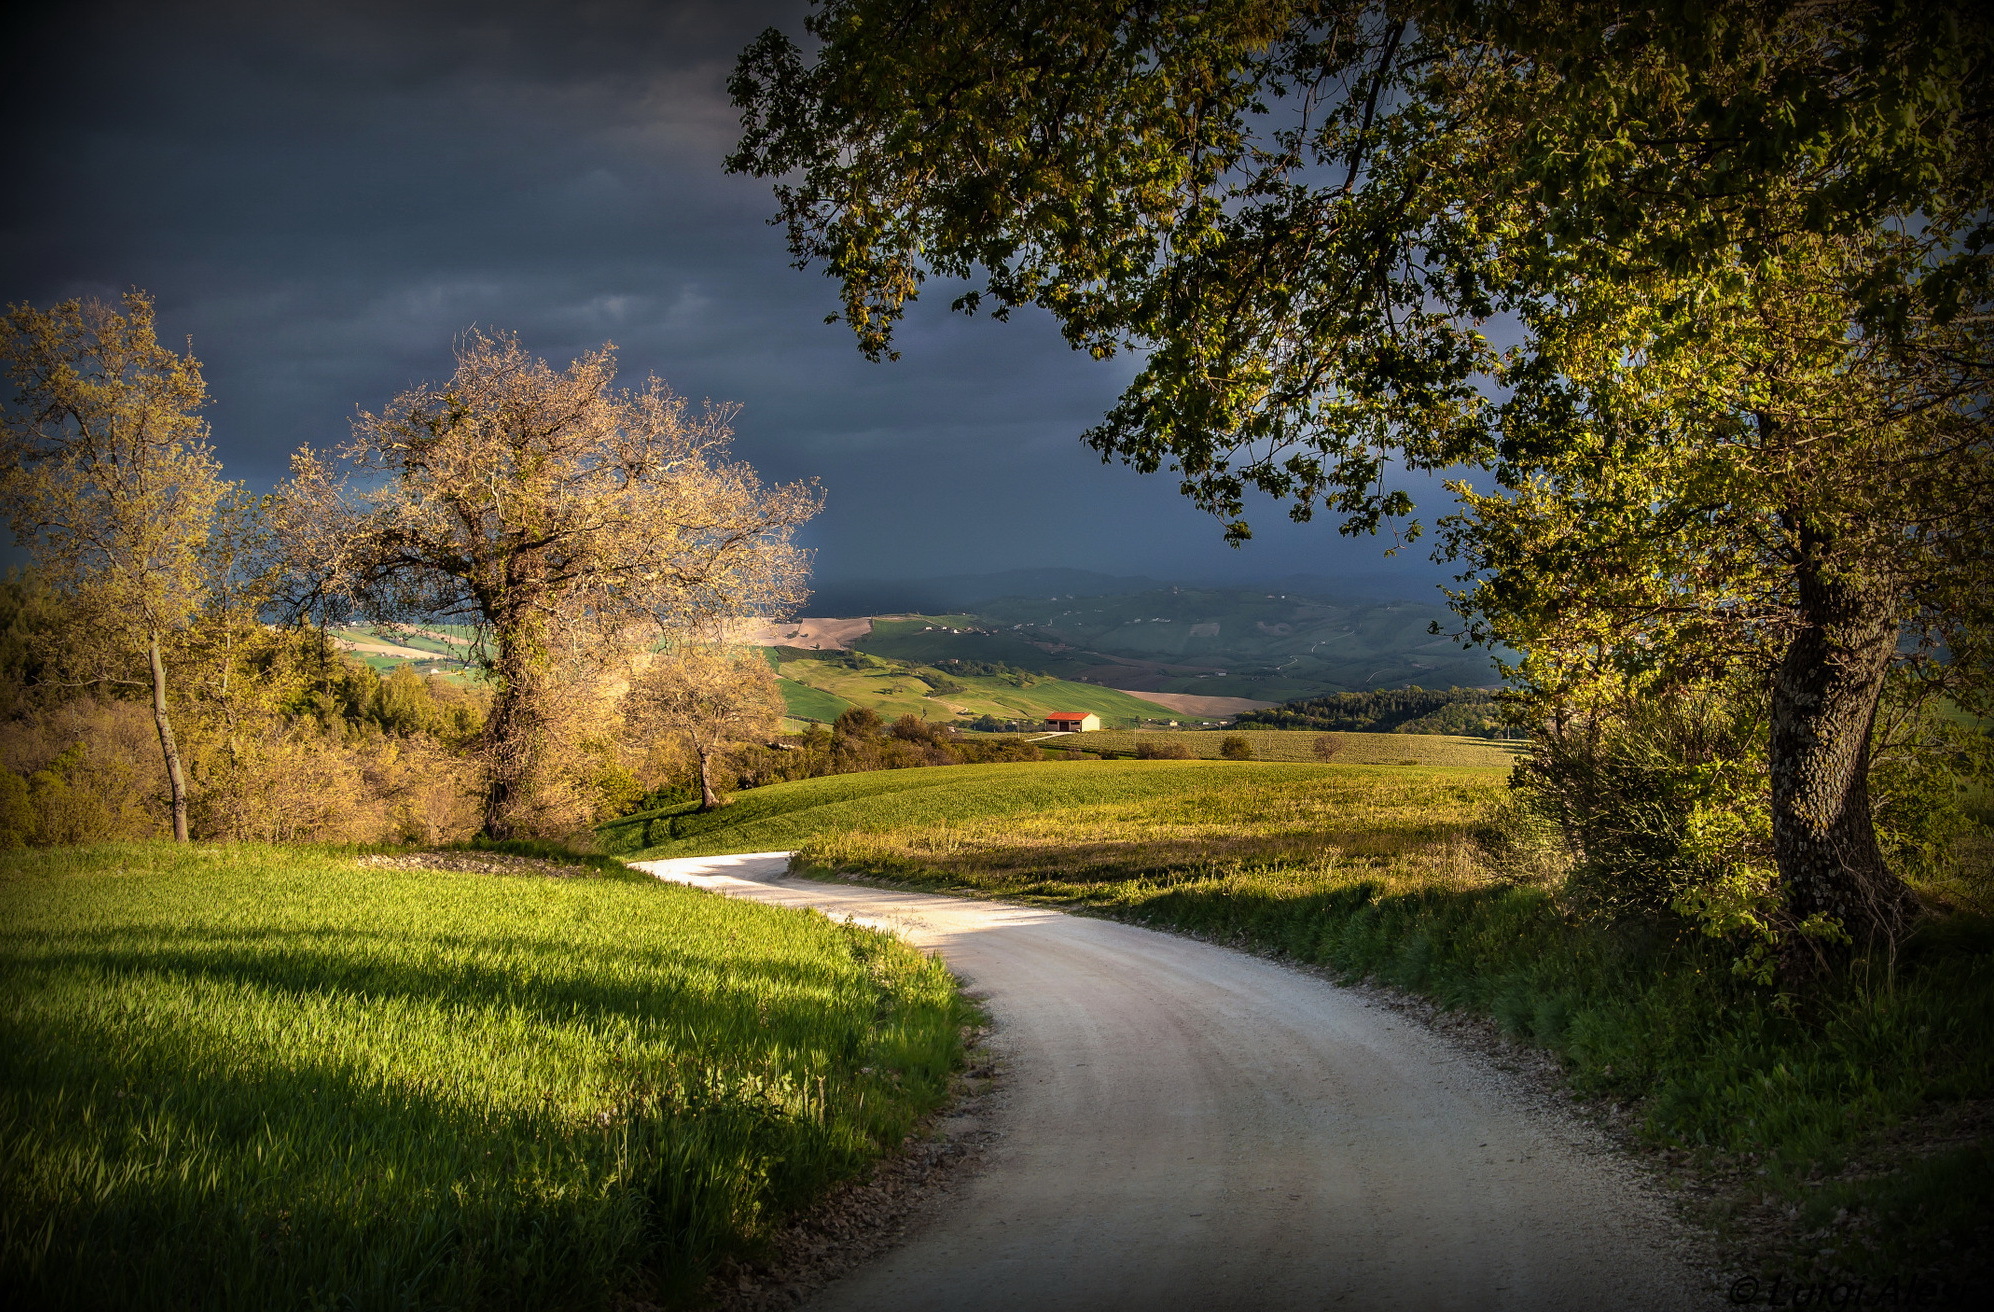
[776,675,855,723]
[597,759,1501,866]
[1055,728,1518,768]
[0,843,969,1311]
[772,655,1175,727]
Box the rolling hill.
[820,583,1503,702]
[597,758,1405,860]
[769,647,1184,728]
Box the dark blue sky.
[4,0,1461,599]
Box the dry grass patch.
[796,768,1505,900]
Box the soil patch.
[356,851,598,878]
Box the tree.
[1312,733,1343,762]
[729,0,1993,968]
[277,331,819,838]
[1219,735,1255,760]
[625,645,786,810]
[0,293,232,841]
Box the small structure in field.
[1045,712,1101,732]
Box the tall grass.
[0,842,971,1310]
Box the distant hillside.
[329,623,476,678]
[804,569,1166,617]
[1237,687,1511,737]
[768,645,1182,729]
[805,567,1449,616]
[841,586,1501,701]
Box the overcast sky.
[4,0,1460,599]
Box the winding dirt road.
[636,852,1722,1312]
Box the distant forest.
[1235,687,1508,738]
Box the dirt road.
[636,852,1721,1312]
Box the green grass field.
[1056,728,1518,768]
[776,676,855,722]
[772,655,1175,726]
[0,843,970,1311]
[595,759,1495,865]
[603,760,1994,1280]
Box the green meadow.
[0,843,970,1311]
[775,675,855,723]
[596,759,1476,862]
[770,653,1180,727]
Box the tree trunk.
[482,610,552,838]
[696,747,723,811]
[148,635,190,842]
[1768,557,1912,977]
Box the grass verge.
[0,841,972,1311]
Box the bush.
[1219,735,1254,760]
[1507,679,1994,970]
[0,700,164,844]
[1516,685,1773,937]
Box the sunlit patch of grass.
[601,759,1508,865]
[0,842,970,1310]
[796,767,1499,900]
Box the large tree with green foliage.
[729,0,1992,967]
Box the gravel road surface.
[636,852,1722,1312]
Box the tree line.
[1237,687,1505,737]
[1,296,817,845]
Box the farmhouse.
[1045,712,1101,732]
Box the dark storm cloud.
[3,0,1454,594]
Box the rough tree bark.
[1769,541,1913,975]
[482,608,552,839]
[147,634,191,842]
[695,747,724,811]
